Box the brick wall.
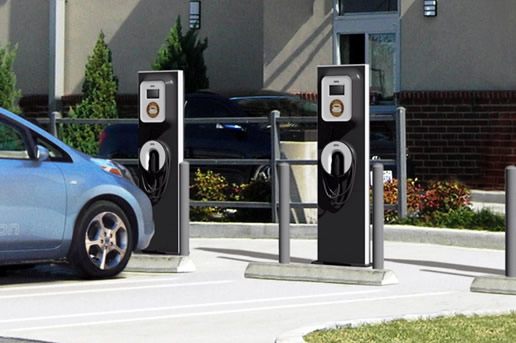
[399,91,516,190]
[19,94,138,119]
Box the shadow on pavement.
[0,337,53,343]
[386,258,504,275]
[419,269,478,278]
[0,264,81,286]
[196,247,313,264]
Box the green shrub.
[60,32,119,155]
[152,16,209,93]
[421,179,471,215]
[190,169,242,221]
[189,169,272,222]
[229,178,272,222]
[386,178,503,231]
[383,178,424,222]
[399,207,505,231]
[383,178,471,223]
[0,43,22,114]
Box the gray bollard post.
[180,161,190,256]
[279,163,290,264]
[373,163,385,270]
[506,166,516,277]
[49,111,61,137]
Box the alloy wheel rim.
[84,211,128,270]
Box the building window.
[190,1,201,29]
[338,0,397,15]
[339,33,397,105]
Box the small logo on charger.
[146,102,160,118]
[330,99,344,117]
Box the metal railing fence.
[41,106,407,222]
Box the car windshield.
[230,96,317,117]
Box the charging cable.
[321,141,356,207]
[139,141,171,205]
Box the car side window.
[33,134,72,162]
[0,121,29,160]
[186,98,236,118]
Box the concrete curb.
[125,254,196,273]
[471,275,516,295]
[127,223,504,273]
[471,190,505,203]
[245,262,398,286]
[275,309,516,343]
[191,222,504,250]
[384,225,504,250]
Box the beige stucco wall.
[65,0,189,94]
[0,0,49,95]
[197,0,264,91]
[2,0,331,97]
[401,0,516,91]
[263,0,333,92]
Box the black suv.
[99,90,317,184]
[98,89,405,184]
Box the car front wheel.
[69,200,133,278]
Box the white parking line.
[6,291,453,332]
[0,280,232,300]
[0,276,180,292]
[0,289,381,324]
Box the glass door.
[368,33,396,105]
[333,0,400,105]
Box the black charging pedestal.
[317,65,370,266]
[138,71,184,254]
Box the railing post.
[279,163,290,264]
[49,111,61,138]
[180,161,190,256]
[270,110,280,223]
[506,166,516,277]
[373,163,385,270]
[396,106,407,219]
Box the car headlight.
[91,158,136,185]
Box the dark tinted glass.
[339,34,365,64]
[185,98,235,118]
[232,97,317,141]
[339,0,397,14]
[330,85,345,96]
[232,97,317,117]
[0,121,29,159]
[147,89,160,99]
[34,134,72,162]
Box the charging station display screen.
[147,89,160,99]
[329,85,345,96]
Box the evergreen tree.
[0,43,22,114]
[62,32,119,155]
[152,16,209,93]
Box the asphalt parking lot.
[0,238,515,343]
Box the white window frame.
[332,0,401,94]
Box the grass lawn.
[304,313,516,343]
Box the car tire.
[69,200,133,279]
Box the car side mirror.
[36,145,50,162]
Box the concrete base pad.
[244,262,398,286]
[125,254,196,273]
[471,275,516,295]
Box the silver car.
[0,108,154,278]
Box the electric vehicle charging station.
[317,65,370,267]
[138,70,184,254]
